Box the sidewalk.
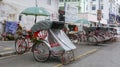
[0,40,98,58]
[0,35,119,58]
[0,41,15,57]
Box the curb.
[0,50,16,57]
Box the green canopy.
[21,7,50,23]
[74,19,90,24]
[21,7,50,16]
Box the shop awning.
[78,13,107,25]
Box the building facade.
[108,0,120,26]
[59,0,120,26]
[82,0,120,26]
[59,0,108,26]
[59,0,81,12]
[0,0,59,30]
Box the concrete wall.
[86,0,120,21]
[1,0,59,30]
[86,0,110,20]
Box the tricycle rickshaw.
[15,20,76,64]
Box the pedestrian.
[16,22,23,36]
[74,25,78,32]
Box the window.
[71,0,77,2]
[102,13,103,18]
[119,7,120,13]
[60,0,64,2]
[92,5,96,10]
[68,0,70,2]
[47,0,51,5]
[101,5,103,9]
[70,0,80,2]
[101,0,103,2]
[86,5,88,11]
[72,0,76,2]
[92,0,96,1]
[65,0,67,2]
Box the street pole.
[84,0,85,12]
[78,0,81,13]
[64,0,66,22]
[98,0,101,27]
[35,0,38,23]
[35,0,38,7]
[109,0,112,26]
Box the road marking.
[0,54,17,60]
[74,49,97,60]
[54,64,63,67]
[0,48,97,67]
[54,48,97,67]
[0,52,31,60]
[3,48,12,50]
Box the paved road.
[64,41,120,67]
[0,36,119,67]
[0,42,99,67]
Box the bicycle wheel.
[87,36,98,45]
[32,41,50,62]
[99,35,105,42]
[15,37,27,54]
[68,34,80,45]
[60,50,74,64]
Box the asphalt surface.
[0,36,119,67]
[0,42,99,67]
[0,41,15,57]
[64,39,120,67]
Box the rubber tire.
[32,41,50,62]
[68,34,80,45]
[15,37,27,54]
[60,50,74,64]
[87,36,98,45]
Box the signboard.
[65,2,79,22]
[109,14,115,24]
[97,10,102,20]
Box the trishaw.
[83,27,105,45]
[15,20,76,64]
[83,27,116,45]
[64,23,80,45]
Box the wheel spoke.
[33,42,50,62]
[15,38,27,54]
